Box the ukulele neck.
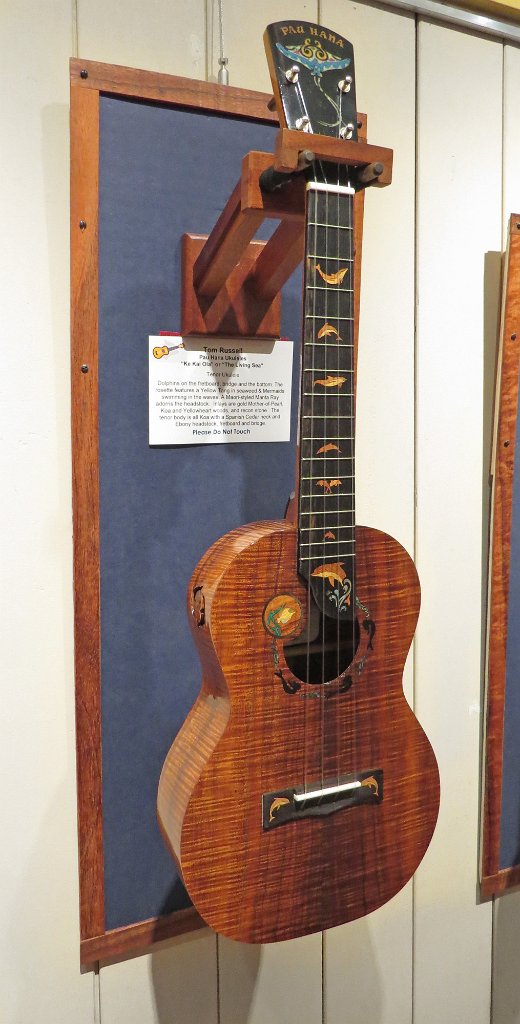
[297,174,356,591]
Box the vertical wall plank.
[77,0,206,78]
[99,933,219,1024]
[319,4,418,1021]
[493,891,520,1024]
[492,42,520,1024]
[0,0,94,1021]
[207,0,318,91]
[219,936,322,1024]
[414,20,500,1024]
[502,44,520,238]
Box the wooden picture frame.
[481,214,520,897]
[71,58,366,963]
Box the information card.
[149,336,294,445]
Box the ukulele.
[157,20,440,944]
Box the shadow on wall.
[151,914,385,1024]
[491,889,520,1024]
[150,929,261,1024]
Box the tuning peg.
[338,76,353,93]
[285,65,299,84]
[340,123,355,140]
[295,116,311,132]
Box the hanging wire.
[217,0,229,84]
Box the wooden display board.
[482,215,520,897]
[71,58,366,963]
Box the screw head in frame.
[81,364,89,374]
[80,69,88,79]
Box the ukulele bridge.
[262,769,383,830]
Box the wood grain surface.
[70,58,277,122]
[158,521,440,942]
[70,80,105,942]
[481,214,520,893]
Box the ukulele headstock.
[264,21,358,142]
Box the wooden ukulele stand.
[182,127,393,339]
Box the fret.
[299,529,354,537]
[301,466,355,476]
[303,414,353,420]
[301,436,355,441]
[300,475,355,481]
[299,552,355,562]
[299,509,355,516]
[299,540,353,548]
[306,222,353,230]
[301,456,354,461]
[307,255,354,262]
[305,317,353,323]
[298,528,356,536]
[310,286,354,293]
[303,369,354,374]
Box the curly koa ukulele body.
[157,20,439,943]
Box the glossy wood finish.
[158,520,440,943]
[182,233,282,337]
[481,214,520,895]
[70,79,105,942]
[70,58,277,122]
[274,128,393,185]
[80,907,206,964]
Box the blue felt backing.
[500,424,520,869]
[98,96,301,928]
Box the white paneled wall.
[0,1,94,1023]
[3,1,520,1021]
[414,21,501,1024]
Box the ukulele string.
[344,94,357,793]
[321,165,330,791]
[307,178,319,794]
[294,78,342,792]
[295,78,315,795]
[335,151,341,790]
[338,89,355,794]
[313,166,321,792]
[350,182,356,795]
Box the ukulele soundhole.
[283,594,360,686]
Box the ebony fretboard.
[298,178,356,601]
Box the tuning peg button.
[338,76,353,93]
[340,123,355,140]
